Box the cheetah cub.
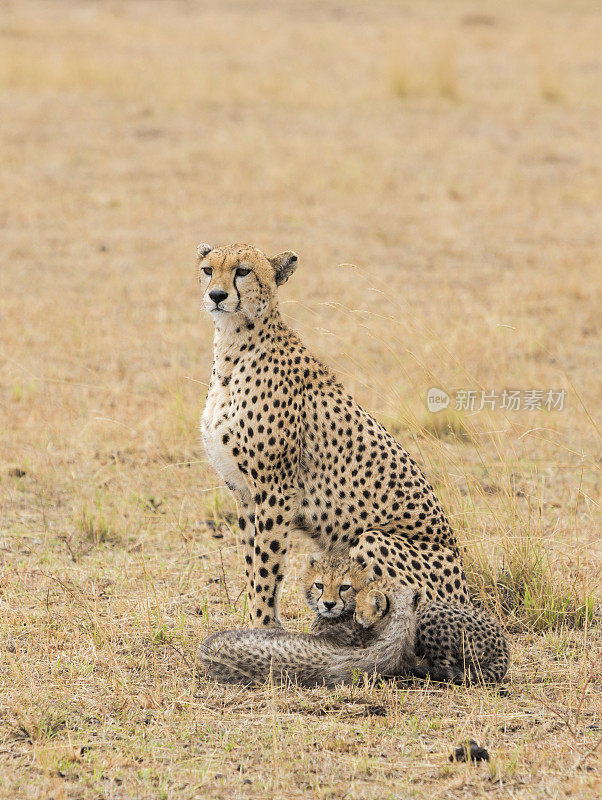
[353,584,510,685]
[303,554,377,646]
[198,582,421,687]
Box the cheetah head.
[196,243,298,322]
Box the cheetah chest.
[201,382,250,500]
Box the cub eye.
[235,267,251,277]
[314,582,323,591]
[202,267,213,276]
[340,584,351,592]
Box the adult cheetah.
[198,243,470,627]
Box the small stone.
[449,740,490,763]
[363,705,387,717]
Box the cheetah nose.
[209,289,228,305]
[323,601,336,611]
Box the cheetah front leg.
[249,489,298,627]
[235,499,256,620]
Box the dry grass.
[0,0,601,797]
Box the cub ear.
[196,243,213,263]
[270,251,298,286]
[411,587,425,612]
[358,556,375,582]
[372,589,388,615]
[306,553,318,568]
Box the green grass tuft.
[466,535,597,631]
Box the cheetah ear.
[270,251,298,286]
[306,554,318,568]
[196,243,213,263]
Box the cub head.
[354,585,390,629]
[303,554,374,619]
[196,243,298,323]
[354,583,424,629]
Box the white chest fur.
[201,377,251,503]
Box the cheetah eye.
[314,582,324,591]
[202,267,213,276]
[235,267,251,278]
[339,584,351,592]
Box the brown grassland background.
[0,0,601,798]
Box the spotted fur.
[413,601,511,685]
[198,243,470,628]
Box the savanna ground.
[0,0,601,797]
